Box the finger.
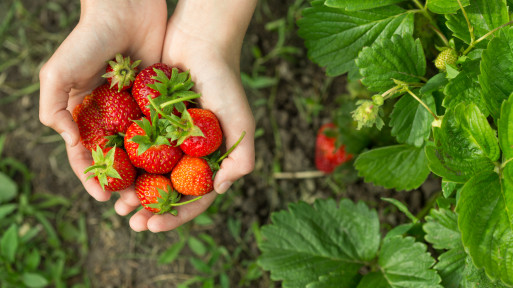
[114,186,140,216]
[129,208,153,232]
[147,192,217,232]
[66,143,111,202]
[114,198,139,216]
[214,129,255,194]
[118,186,141,206]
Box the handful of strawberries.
[75,54,244,215]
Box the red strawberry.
[93,84,143,133]
[171,155,214,196]
[73,84,142,151]
[132,63,198,117]
[102,53,141,92]
[178,108,223,157]
[315,123,353,173]
[135,173,202,215]
[73,95,110,150]
[124,118,183,174]
[171,131,246,196]
[85,146,136,191]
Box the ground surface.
[0,0,440,287]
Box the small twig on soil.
[273,170,326,179]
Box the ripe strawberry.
[124,118,183,174]
[315,123,353,173]
[93,84,143,133]
[434,48,458,71]
[171,155,214,196]
[135,173,202,215]
[178,108,223,157]
[73,84,142,150]
[171,131,246,196]
[73,95,110,150]
[102,53,141,92]
[132,63,198,117]
[85,146,136,191]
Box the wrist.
[169,0,257,60]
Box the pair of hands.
[39,0,255,232]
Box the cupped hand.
[116,1,256,232]
[39,0,168,202]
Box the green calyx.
[130,113,171,156]
[102,53,141,92]
[84,146,121,191]
[146,185,202,215]
[147,68,201,115]
[165,109,205,145]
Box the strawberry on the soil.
[315,123,352,173]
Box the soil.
[0,0,440,287]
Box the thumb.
[213,131,255,194]
[39,64,79,146]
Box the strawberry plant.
[257,0,513,287]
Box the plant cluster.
[257,0,513,287]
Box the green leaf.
[424,208,461,251]
[297,1,414,78]
[356,34,426,92]
[443,60,488,116]
[427,0,470,14]
[258,199,380,288]
[1,224,18,263]
[462,256,511,288]
[324,0,405,11]
[423,208,503,288]
[188,236,207,256]
[426,104,498,182]
[0,203,16,219]
[21,272,49,288]
[480,27,513,119]
[354,145,430,191]
[498,93,513,162]
[308,271,362,288]
[389,91,435,147]
[456,169,513,285]
[358,236,442,287]
[159,240,186,264]
[445,0,509,45]
[0,171,17,203]
[382,197,418,223]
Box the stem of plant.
[173,196,203,206]
[463,20,513,55]
[217,131,246,163]
[405,88,439,121]
[146,95,187,130]
[412,0,450,46]
[457,0,474,46]
[160,94,200,109]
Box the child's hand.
[39,0,168,201]
[116,0,257,232]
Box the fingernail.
[60,132,72,146]
[217,181,233,194]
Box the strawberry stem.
[217,131,246,163]
[160,94,200,109]
[171,196,203,206]
[146,95,188,130]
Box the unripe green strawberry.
[434,48,458,71]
